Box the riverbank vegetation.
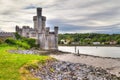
[59,33,120,46]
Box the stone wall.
[16,26,37,39]
[0,32,14,37]
[0,32,14,42]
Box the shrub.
[5,33,36,49]
[14,33,36,48]
[5,38,16,45]
[5,38,30,49]
[16,40,30,49]
[14,32,22,40]
[22,37,36,48]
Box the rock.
[30,61,120,80]
[9,50,47,55]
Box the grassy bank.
[0,45,51,80]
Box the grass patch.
[0,45,52,80]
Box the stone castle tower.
[16,8,58,50]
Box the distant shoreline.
[56,50,120,60]
[58,45,120,47]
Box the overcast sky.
[0,0,120,34]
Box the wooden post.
[77,49,80,56]
[75,46,76,53]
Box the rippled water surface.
[58,46,120,58]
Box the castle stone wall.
[16,8,59,50]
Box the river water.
[58,46,120,58]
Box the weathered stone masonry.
[16,8,59,50]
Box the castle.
[16,8,59,50]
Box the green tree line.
[58,33,120,45]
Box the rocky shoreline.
[9,50,48,55]
[30,61,120,80]
[9,49,120,79]
[50,54,120,77]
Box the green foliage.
[0,45,50,80]
[14,32,22,39]
[22,37,36,48]
[16,40,30,49]
[5,32,36,49]
[5,38,30,49]
[59,33,120,45]
[117,39,120,44]
[5,38,16,45]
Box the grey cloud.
[79,0,108,8]
[96,23,120,30]
[0,0,120,33]
[0,20,19,23]
[24,4,36,9]
[87,7,120,19]
[47,19,98,32]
